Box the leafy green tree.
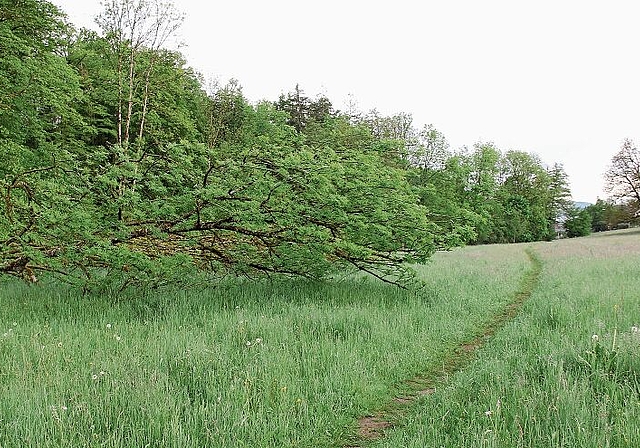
[584,199,609,232]
[0,0,88,281]
[495,150,558,242]
[408,152,479,249]
[407,124,450,171]
[275,84,335,133]
[372,122,479,248]
[102,97,439,286]
[564,207,592,237]
[0,0,577,288]
[95,0,183,147]
[547,162,572,221]
[463,143,501,244]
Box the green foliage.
[565,207,592,238]
[275,84,335,133]
[407,141,570,246]
[0,0,441,288]
[0,0,88,282]
[0,0,573,289]
[584,199,637,232]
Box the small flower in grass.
[246,341,252,347]
[57,342,63,348]
[255,338,263,344]
[485,410,493,417]
[632,326,639,334]
[114,335,121,341]
[61,405,68,411]
[106,323,112,330]
[592,334,599,343]
[92,374,98,380]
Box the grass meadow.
[372,228,640,448]
[1,229,639,447]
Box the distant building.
[554,221,566,239]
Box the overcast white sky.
[52,0,640,203]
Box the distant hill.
[574,201,592,210]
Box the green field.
[1,230,639,447]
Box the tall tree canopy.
[1,0,575,289]
[1,0,85,282]
[0,0,442,288]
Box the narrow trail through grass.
[343,247,543,447]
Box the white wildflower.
[106,323,112,329]
[591,334,599,342]
[485,410,493,416]
[92,374,98,380]
[632,326,639,334]
[255,338,263,344]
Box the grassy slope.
[0,243,530,447]
[372,228,640,448]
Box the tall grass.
[6,230,637,447]
[371,229,640,448]
[0,244,530,447]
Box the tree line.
[2,0,636,289]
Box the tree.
[547,163,572,217]
[416,153,479,248]
[1,0,577,288]
[464,143,501,244]
[605,138,640,207]
[584,199,609,232]
[0,0,87,281]
[95,0,183,148]
[564,207,591,238]
[93,100,440,287]
[407,124,450,171]
[275,84,335,133]
[492,151,555,242]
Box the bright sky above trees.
[52,0,640,203]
